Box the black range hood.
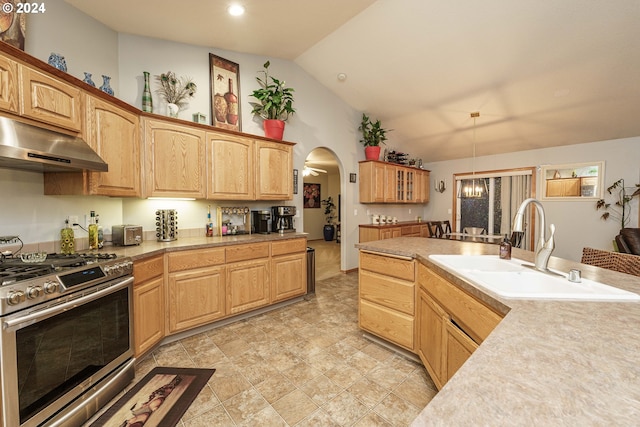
[0,117,108,173]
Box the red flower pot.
[263,119,285,140]
[364,146,381,160]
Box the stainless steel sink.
[428,255,640,301]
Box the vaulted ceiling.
[67,0,640,162]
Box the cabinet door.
[418,170,430,203]
[144,118,206,198]
[19,65,84,132]
[383,164,397,202]
[226,259,270,315]
[417,288,446,389]
[271,252,306,303]
[359,161,386,203]
[396,168,405,202]
[168,265,226,333]
[86,96,141,196]
[207,132,254,199]
[133,275,165,356]
[0,54,18,113]
[255,140,292,200]
[405,169,415,202]
[445,319,478,383]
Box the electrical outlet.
[354,209,358,216]
[409,209,412,214]
[68,215,79,230]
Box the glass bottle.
[142,71,153,113]
[224,78,238,125]
[96,214,104,249]
[60,220,75,254]
[88,210,99,250]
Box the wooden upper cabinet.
[207,131,254,200]
[44,96,141,197]
[0,54,18,113]
[19,65,84,132]
[359,161,386,203]
[143,118,207,198]
[255,140,293,200]
[417,170,430,203]
[86,96,141,196]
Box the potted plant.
[155,71,197,118]
[249,61,295,140]
[359,113,391,160]
[321,196,337,241]
[596,178,640,247]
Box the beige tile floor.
[86,245,437,427]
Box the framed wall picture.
[209,54,241,132]
[303,183,321,208]
[0,0,26,50]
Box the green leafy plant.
[358,113,391,146]
[249,61,295,121]
[321,196,337,225]
[155,71,197,110]
[595,178,640,229]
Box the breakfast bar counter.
[355,237,640,425]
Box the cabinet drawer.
[168,248,225,272]
[401,225,421,236]
[133,255,164,284]
[360,251,415,281]
[359,270,414,315]
[271,238,306,256]
[359,299,414,350]
[226,242,270,263]
[420,264,502,343]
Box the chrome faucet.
[512,198,555,272]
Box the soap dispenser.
[500,234,512,260]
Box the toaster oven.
[112,225,143,246]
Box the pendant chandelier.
[458,112,488,199]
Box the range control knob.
[7,290,26,305]
[43,280,59,294]
[26,285,43,299]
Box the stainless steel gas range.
[0,251,136,427]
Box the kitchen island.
[355,237,640,425]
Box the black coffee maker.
[272,206,296,233]
[251,210,272,234]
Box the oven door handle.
[3,276,134,330]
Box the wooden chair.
[510,231,525,248]
[442,220,452,235]
[427,221,444,238]
[581,247,640,277]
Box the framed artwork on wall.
[0,0,26,50]
[303,183,321,208]
[209,54,241,132]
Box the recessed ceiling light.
[337,73,347,81]
[228,4,245,16]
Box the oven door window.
[17,287,130,424]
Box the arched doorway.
[303,147,341,281]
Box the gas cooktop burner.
[0,252,120,286]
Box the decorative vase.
[323,225,335,241]
[83,72,95,87]
[264,119,285,140]
[99,75,114,96]
[48,53,67,72]
[167,103,179,118]
[365,146,381,160]
[142,71,153,113]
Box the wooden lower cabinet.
[227,259,270,315]
[168,265,226,333]
[417,263,502,389]
[133,255,165,357]
[359,251,416,351]
[166,247,226,334]
[359,226,402,243]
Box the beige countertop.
[355,237,640,425]
[100,232,308,260]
